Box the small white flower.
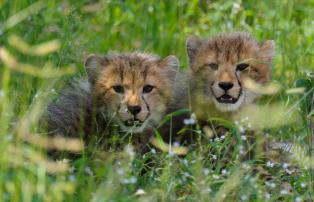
[233,2,240,10]
[280,189,288,195]
[282,163,289,169]
[266,161,274,168]
[211,155,217,160]
[184,172,190,177]
[205,187,212,193]
[220,135,225,140]
[182,159,188,166]
[183,119,191,125]
[124,145,135,158]
[285,168,293,175]
[212,174,220,180]
[240,195,248,201]
[122,176,137,184]
[241,135,247,141]
[203,168,210,175]
[265,181,276,188]
[84,166,94,176]
[68,175,76,182]
[270,183,276,188]
[265,193,271,199]
[183,113,196,125]
[239,145,245,154]
[168,150,174,156]
[151,148,156,154]
[221,169,228,176]
[135,188,145,196]
[239,126,245,133]
[300,182,306,188]
[242,163,251,170]
[295,196,302,202]
[117,168,124,175]
[173,142,180,147]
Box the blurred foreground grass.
[0,0,313,201]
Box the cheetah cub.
[186,32,275,116]
[45,53,179,151]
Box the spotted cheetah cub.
[186,32,275,115]
[45,53,179,151]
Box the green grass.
[0,0,313,201]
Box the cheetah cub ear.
[186,36,202,65]
[259,40,275,64]
[159,55,179,82]
[84,54,109,84]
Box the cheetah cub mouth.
[216,93,239,104]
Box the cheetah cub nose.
[127,105,142,115]
[218,82,234,91]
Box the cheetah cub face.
[187,32,275,112]
[85,53,178,133]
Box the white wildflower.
[285,168,293,175]
[117,168,124,175]
[124,145,135,158]
[240,195,248,201]
[266,161,274,168]
[239,145,245,155]
[68,175,76,182]
[212,174,220,180]
[265,181,276,188]
[300,182,306,188]
[173,142,180,147]
[239,126,245,133]
[280,189,288,195]
[221,169,228,176]
[282,163,289,169]
[135,188,146,196]
[151,148,156,154]
[121,176,137,184]
[183,113,196,125]
[182,159,188,166]
[203,168,210,175]
[265,193,271,199]
[84,166,93,176]
[205,187,212,193]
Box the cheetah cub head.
[85,53,179,133]
[187,32,275,112]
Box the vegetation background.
[0,0,313,201]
